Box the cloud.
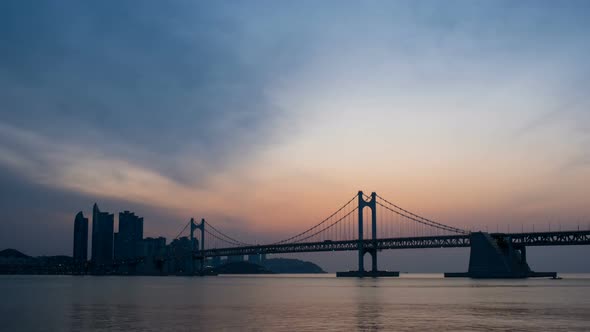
[0,1,297,186]
[2,1,590,271]
[0,0,316,250]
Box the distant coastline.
[214,258,326,275]
[0,249,325,276]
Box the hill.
[0,249,30,258]
[214,258,325,274]
[263,258,325,274]
[215,261,273,274]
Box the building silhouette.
[141,237,166,257]
[114,211,143,261]
[166,237,194,275]
[137,237,167,275]
[73,211,88,265]
[91,203,114,270]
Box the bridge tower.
[338,191,398,277]
[190,218,205,275]
[357,191,378,273]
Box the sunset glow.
[1,2,589,256]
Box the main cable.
[376,194,468,234]
[376,201,467,234]
[204,221,253,246]
[271,194,357,244]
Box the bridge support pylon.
[445,232,556,279]
[337,191,399,278]
[190,218,210,276]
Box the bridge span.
[201,231,590,257]
[176,191,589,278]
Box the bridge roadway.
[199,230,590,258]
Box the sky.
[1,1,589,272]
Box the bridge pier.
[191,218,217,276]
[337,191,399,278]
[190,218,203,275]
[445,232,556,279]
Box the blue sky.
[1,1,589,271]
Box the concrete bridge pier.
[190,218,217,276]
[371,249,377,273]
[337,191,399,278]
[445,232,556,278]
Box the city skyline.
[62,193,589,277]
[1,2,590,272]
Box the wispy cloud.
[0,123,195,209]
[0,1,296,187]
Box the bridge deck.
[199,230,590,257]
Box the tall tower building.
[73,211,88,264]
[114,211,144,260]
[91,203,114,269]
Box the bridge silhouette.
[175,191,590,278]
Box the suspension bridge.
[173,191,590,278]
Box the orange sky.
[1,2,589,257]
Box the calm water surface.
[1,274,589,331]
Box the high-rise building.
[114,211,143,260]
[166,237,193,275]
[140,237,166,258]
[91,203,114,269]
[113,232,119,258]
[136,237,167,275]
[73,211,88,264]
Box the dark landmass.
[214,258,325,274]
[263,258,325,273]
[0,248,73,274]
[0,248,326,276]
[0,248,30,258]
[215,261,273,274]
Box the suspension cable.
[365,193,467,234]
[376,194,468,234]
[376,201,467,234]
[172,220,191,240]
[293,207,359,243]
[204,221,253,246]
[204,228,243,247]
[271,194,357,244]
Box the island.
[213,258,325,275]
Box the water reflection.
[354,279,384,331]
[1,274,589,331]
